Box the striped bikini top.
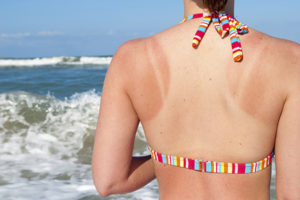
[149,147,274,174]
[180,10,249,62]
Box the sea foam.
[0,56,112,67]
[0,90,152,200]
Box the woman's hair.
[202,0,228,12]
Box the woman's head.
[202,0,228,12]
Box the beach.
[0,56,276,200]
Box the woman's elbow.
[92,168,127,197]
[94,183,111,197]
[93,174,115,197]
[92,162,116,196]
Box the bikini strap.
[149,146,274,174]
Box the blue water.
[0,65,107,99]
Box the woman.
[92,0,300,199]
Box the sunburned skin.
[127,38,170,122]
[124,19,291,199]
[226,30,286,127]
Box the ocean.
[0,56,276,200]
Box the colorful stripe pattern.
[212,13,223,37]
[192,14,212,48]
[149,146,274,174]
[180,11,249,62]
[218,11,230,38]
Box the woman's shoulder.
[115,25,300,72]
[245,27,300,57]
[241,27,300,70]
[246,27,300,99]
[250,27,299,70]
[113,35,165,67]
[110,37,149,69]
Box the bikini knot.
[183,10,249,62]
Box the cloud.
[0,31,65,39]
[107,30,115,36]
[36,31,64,36]
[0,32,31,38]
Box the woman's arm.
[93,155,155,197]
[275,43,300,199]
[92,40,155,197]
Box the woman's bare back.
[123,18,300,199]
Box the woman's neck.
[183,0,235,17]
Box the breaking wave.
[0,90,152,200]
[0,56,112,67]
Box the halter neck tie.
[180,11,249,62]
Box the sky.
[0,0,299,58]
